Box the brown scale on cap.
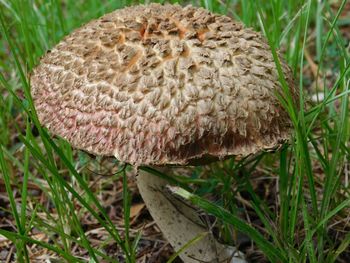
[31,3,297,166]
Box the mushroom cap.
[31,4,296,166]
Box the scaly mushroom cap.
[31,4,296,166]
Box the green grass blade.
[173,187,288,263]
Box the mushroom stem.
[136,167,246,263]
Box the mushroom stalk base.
[136,168,246,263]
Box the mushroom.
[30,3,296,263]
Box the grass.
[0,0,349,262]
